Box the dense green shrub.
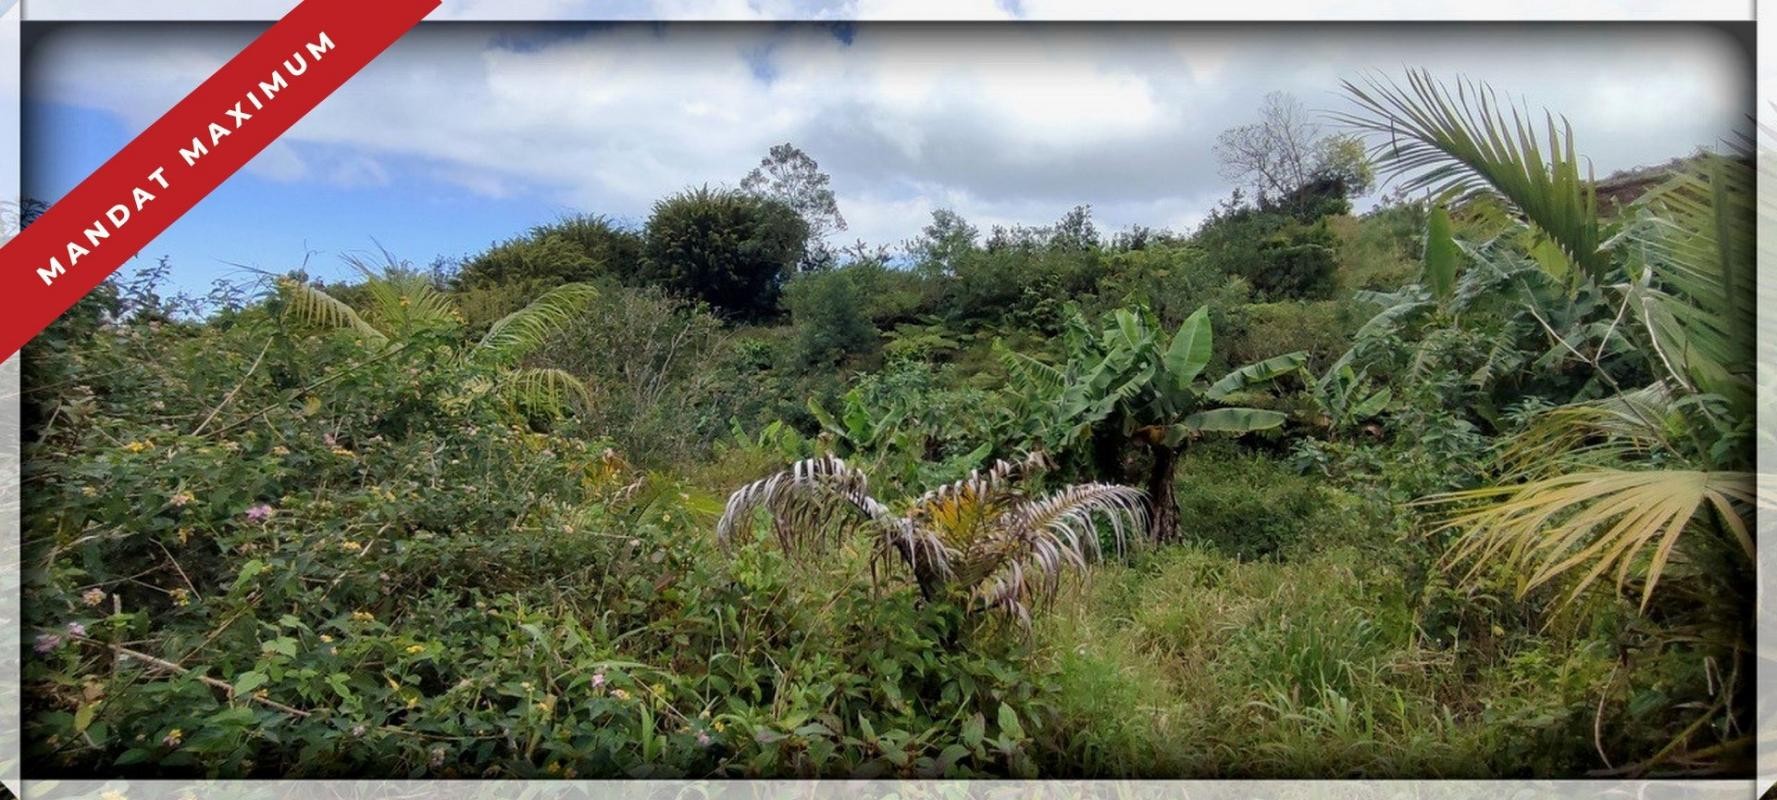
[1223,299,1362,374]
[455,214,643,291]
[782,269,880,367]
[1195,200,1340,302]
[641,187,808,320]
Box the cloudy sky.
[22,19,1751,291]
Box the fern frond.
[498,367,593,417]
[476,283,600,365]
[277,277,387,344]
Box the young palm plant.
[1342,70,1755,614]
[278,260,599,416]
[1344,70,1758,774]
[715,451,1147,625]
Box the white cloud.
[18,0,1751,20]
[27,22,1752,251]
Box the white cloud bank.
[27,21,1751,250]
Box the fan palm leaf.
[1427,469,1752,611]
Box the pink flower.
[245,504,274,523]
[696,730,712,748]
[66,622,86,637]
[33,634,62,654]
[591,671,606,689]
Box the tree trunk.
[1145,442,1180,543]
[1091,425,1126,481]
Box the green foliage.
[641,186,809,319]
[455,214,643,290]
[783,269,880,367]
[18,71,1750,780]
[1195,201,1341,301]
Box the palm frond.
[971,483,1148,625]
[905,451,1051,536]
[716,455,951,579]
[277,277,388,345]
[1337,69,1609,282]
[1493,384,1682,476]
[1427,468,1753,610]
[1620,154,1754,415]
[476,283,601,365]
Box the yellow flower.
[611,689,630,701]
[351,610,375,623]
[712,719,726,733]
[546,761,561,774]
[331,447,356,458]
[520,681,533,692]
[80,486,98,497]
[319,634,334,643]
[169,587,191,607]
[650,683,667,697]
[405,644,425,654]
[271,445,290,456]
[170,492,194,507]
[340,540,364,553]
[121,440,151,454]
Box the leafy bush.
[455,214,643,291]
[641,187,808,320]
[782,269,880,367]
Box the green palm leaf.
[1337,69,1609,282]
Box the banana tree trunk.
[1092,425,1127,481]
[1144,442,1180,543]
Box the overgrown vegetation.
[20,73,1751,779]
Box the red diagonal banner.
[0,0,439,361]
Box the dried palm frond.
[716,451,1146,623]
[971,482,1148,624]
[1426,468,1753,611]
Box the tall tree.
[1215,91,1373,210]
[741,143,847,270]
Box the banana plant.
[1306,362,1392,439]
[1001,304,1304,542]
